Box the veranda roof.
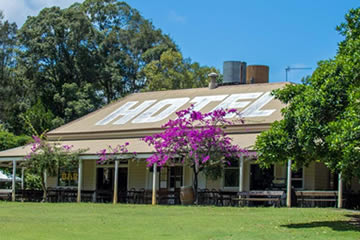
[0,133,259,161]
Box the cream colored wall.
[206,177,221,190]
[350,178,360,192]
[47,176,57,188]
[182,167,205,188]
[128,160,147,189]
[314,162,330,190]
[205,160,251,191]
[83,160,96,190]
[274,164,286,179]
[303,162,316,190]
[183,166,193,186]
[145,166,159,190]
[243,161,250,191]
[46,160,96,190]
[46,160,339,192]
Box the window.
[291,168,303,189]
[224,159,239,188]
[58,168,78,187]
[169,166,182,189]
[158,166,183,190]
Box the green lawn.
[0,202,359,240]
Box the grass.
[0,202,359,240]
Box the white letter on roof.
[132,98,190,123]
[241,92,275,117]
[95,100,156,125]
[190,95,228,111]
[212,92,263,118]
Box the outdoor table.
[157,190,180,205]
[218,191,237,206]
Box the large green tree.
[142,49,220,91]
[255,8,360,180]
[81,0,177,101]
[16,5,102,126]
[0,11,18,127]
[11,0,178,132]
[0,0,220,136]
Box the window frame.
[223,158,240,190]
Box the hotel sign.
[96,92,275,126]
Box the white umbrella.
[0,170,21,182]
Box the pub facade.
[1,63,359,206]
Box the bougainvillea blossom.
[97,142,131,164]
[144,106,246,167]
[143,106,247,203]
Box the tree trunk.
[192,165,199,205]
[41,176,47,202]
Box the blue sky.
[2,0,359,82]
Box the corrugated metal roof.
[47,82,287,140]
[0,82,287,159]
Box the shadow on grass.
[281,214,360,232]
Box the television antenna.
[285,66,312,82]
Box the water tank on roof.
[246,65,269,84]
[223,61,247,85]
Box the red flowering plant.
[24,136,86,201]
[143,106,247,204]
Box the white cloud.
[1,0,84,26]
[168,10,186,24]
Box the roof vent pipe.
[208,72,218,89]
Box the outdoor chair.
[47,189,59,202]
[126,188,136,204]
[96,190,112,203]
[118,191,128,203]
[81,190,95,202]
[198,189,211,205]
[136,188,146,204]
[209,189,222,206]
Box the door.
[118,168,128,192]
[250,164,274,190]
[97,168,113,191]
[96,167,128,192]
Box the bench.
[232,191,285,207]
[295,191,340,207]
[0,189,11,201]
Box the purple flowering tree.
[97,142,133,164]
[24,136,86,201]
[143,106,246,204]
